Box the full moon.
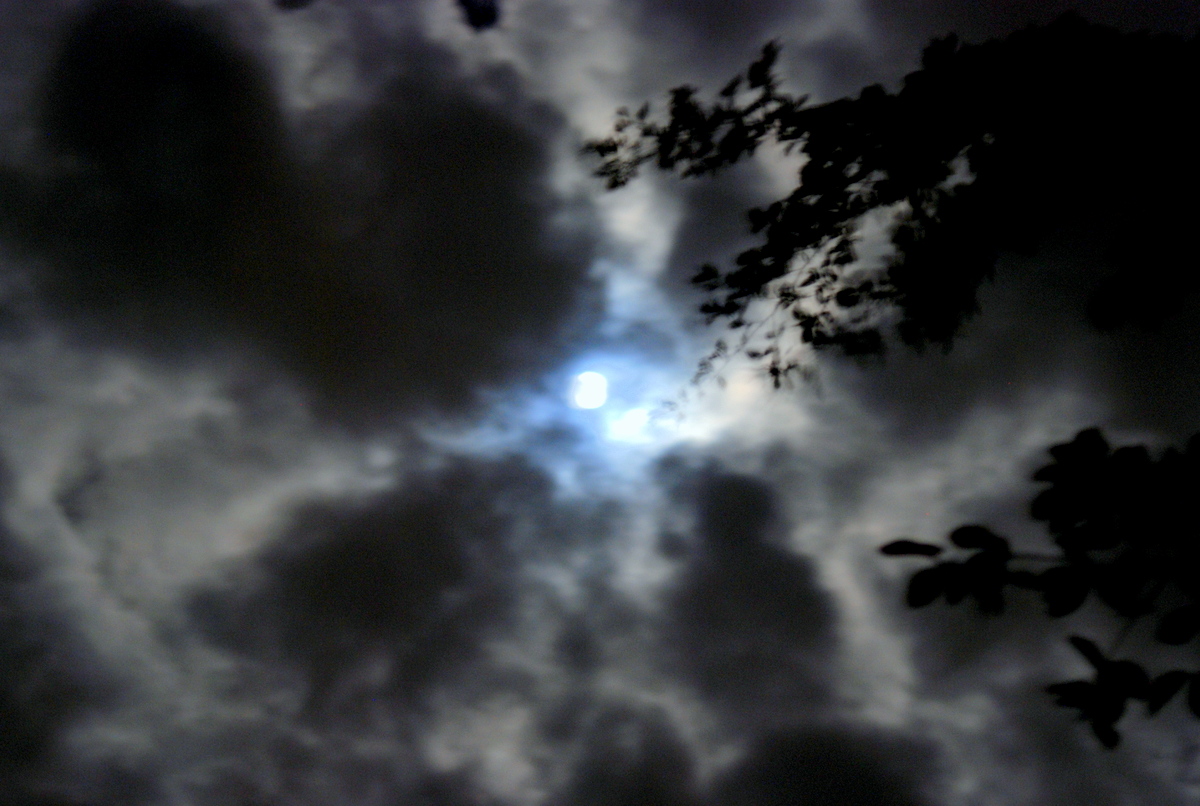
[571,372,608,409]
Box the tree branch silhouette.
[585,14,1200,748]
[882,428,1200,748]
[584,14,1200,379]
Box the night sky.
[2,1,1200,804]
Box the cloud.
[550,700,940,806]
[0,0,597,426]
[654,164,779,318]
[713,728,936,806]
[635,0,817,52]
[187,454,559,709]
[4,2,1200,804]
[0,467,117,804]
[627,0,864,92]
[553,704,696,806]
[408,771,503,806]
[655,459,836,726]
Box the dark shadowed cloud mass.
[2,0,1200,804]
[1,0,594,425]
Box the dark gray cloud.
[0,551,82,803]
[635,0,817,58]
[187,455,557,708]
[994,678,1193,806]
[608,0,859,109]
[713,729,936,806]
[791,32,899,101]
[656,459,836,724]
[655,165,779,323]
[553,704,696,806]
[0,0,597,426]
[408,771,502,806]
[623,0,1159,119]
[818,247,1102,448]
[276,0,501,28]
[550,702,939,806]
[0,474,117,805]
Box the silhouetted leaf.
[1092,721,1120,748]
[1029,489,1062,522]
[1046,680,1093,710]
[1031,463,1059,483]
[1110,445,1151,472]
[880,539,942,557]
[1071,522,1122,551]
[1007,570,1042,590]
[1102,661,1150,700]
[1069,636,1107,669]
[972,585,1004,616]
[949,525,1007,552]
[1092,564,1157,619]
[1147,671,1189,715]
[941,562,969,605]
[1049,428,1110,465]
[1041,566,1089,617]
[1046,674,1124,747]
[961,552,1007,615]
[906,565,945,607]
[691,264,721,289]
[1156,605,1200,645]
[746,41,779,89]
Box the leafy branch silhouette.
[584,15,1200,382]
[584,15,1200,748]
[882,428,1200,747]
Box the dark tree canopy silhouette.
[586,15,1200,747]
[584,13,1200,382]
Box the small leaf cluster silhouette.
[887,525,1009,615]
[1043,640,1200,748]
[1045,637,1149,749]
[881,428,1200,747]
[585,15,1200,379]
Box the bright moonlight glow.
[571,372,608,409]
[608,407,651,441]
